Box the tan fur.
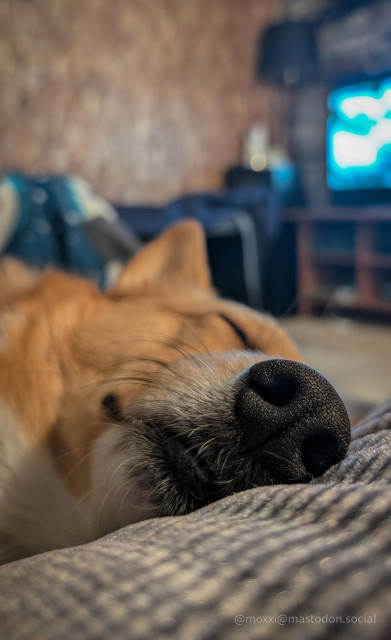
[0,221,301,562]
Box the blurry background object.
[258,18,319,87]
[0,173,140,287]
[257,7,321,208]
[242,124,269,172]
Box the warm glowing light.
[250,152,267,172]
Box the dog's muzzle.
[235,359,351,483]
[123,356,351,517]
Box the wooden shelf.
[284,206,391,223]
[364,254,391,270]
[311,293,391,314]
[287,207,391,316]
[312,252,391,270]
[312,253,355,267]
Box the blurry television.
[327,74,391,204]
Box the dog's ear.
[109,220,212,293]
[0,258,37,306]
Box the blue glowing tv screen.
[327,76,391,192]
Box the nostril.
[249,362,297,407]
[302,433,341,477]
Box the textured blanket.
[1,401,391,640]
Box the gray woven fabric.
[1,405,391,640]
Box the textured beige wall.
[0,0,280,203]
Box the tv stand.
[284,207,391,316]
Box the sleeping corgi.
[0,221,350,563]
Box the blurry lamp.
[258,20,319,88]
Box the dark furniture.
[285,207,391,316]
[116,189,280,312]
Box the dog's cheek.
[89,427,157,534]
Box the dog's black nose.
[235,359,350,482]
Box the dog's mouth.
[156,426,228,510]
[126,414,270,517]
[163,429,214,485]
[161,427,314,493]
[123,413,318,519]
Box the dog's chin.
[93,420,315,531]
[123,435,222,517]
[121,418,278,518]
[149,429,226,516]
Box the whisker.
[80,376,159,391]
[162,309,212,355]
[188,424,207,439]
[258,448,292,465]
[196,437,217,457]
[109,455,141,484]
[49,443,92,465]
[62,449,95,484]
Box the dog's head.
[0,221,350,535]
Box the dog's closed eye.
[219,314,256,351]
[102,393,123,422]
